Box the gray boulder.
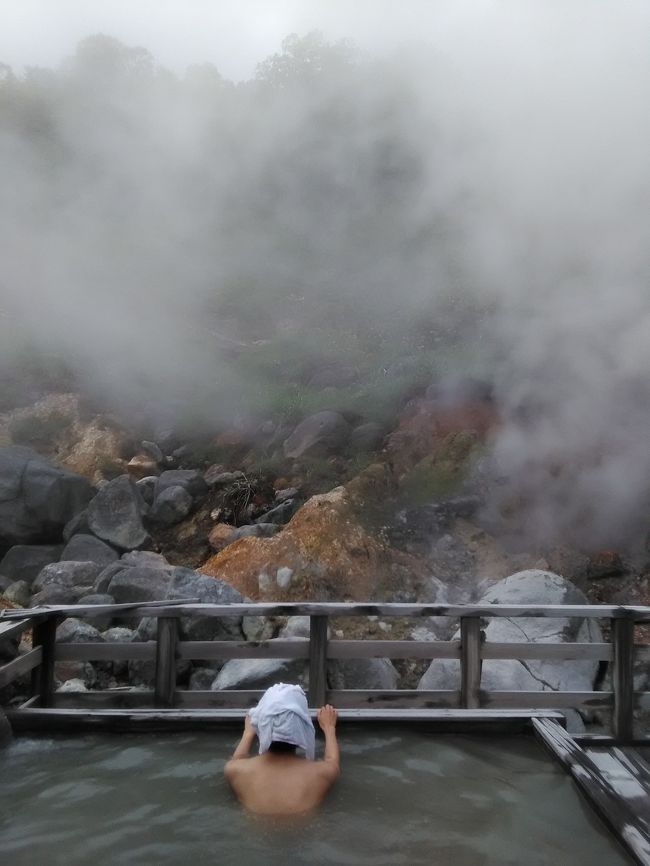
[135,476,157,506]
[56,618,104,643]
[32,561,103,594]
[31,585,81,606]
[283,411,351,459]
[76,593,116,630]
[56,678,88,693]
[349,422,384,452]
[61,534,119,566]
[229,524,280,542]
[86,475,149,551]
[107,566,171,604]
[189,667,221,690]
[204,469,244,487]
[0,544,62,586]
[154,470,208,500]
[328,658,398,690]
[120,550,171,569]
[93,561,129,594]
[149,485,193,526]
[212,651,308,690]
[165,567,244,640]
[2,580,30,607]
[255,500,296,525]
[418,570,602,698]
[0,446,93,546]
[103,626,138,677]
[62,510,90,542]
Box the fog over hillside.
[1,1,650,549]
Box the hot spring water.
[0,728,632,865]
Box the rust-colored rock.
[386,395,499,478]
[199,473,428,602]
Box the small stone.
[275,487,299,503]
[56,618,104,643]
[141,441,164,463]
[57,678,89,693]
[208,523,235,552]
[154,470,208,500]
[136,476,157,506]
[255,500,296,525]
[127,455,159,479]
[258,572,273,593]
[276,566,293,589]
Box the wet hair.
[268,740,297,754]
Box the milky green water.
[0,729,632,866]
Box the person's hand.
[317,704,337,732]
[244,714,255,736]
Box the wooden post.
[31,615,58,708]
[308,615,328,708]
[155,617,178,708]
[612,617,635,742]
[461,617,482,709]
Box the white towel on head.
[249,683,315,760]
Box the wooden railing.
[2,601,650,740]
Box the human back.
[224,685,340,816]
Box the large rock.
[283,411,350,459]
[418,570,602,697]
[154,470,208,501]
[32,561,103,594]
[328,658,398,690]
[149,485,193,526]
[86,475,148,550]
[199,466,428,601]
[56,618,104,643]
[212,651,308,690]
[61,534,119,566]
[164,567,244,640]
[107,566,171,604]
[2,581,30,607]
[0,446,94,546]
[0,544,62,586]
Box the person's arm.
[317,704,340,779]
[224,714,256,778]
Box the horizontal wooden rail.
[177,639,309,660]
[481,642,613,661]
[4,601,650,620]
[0,618,32,642]
[0,647,42,689]
[55,643,156,662]
[328,640,460,659]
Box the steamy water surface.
[0,729,632,866]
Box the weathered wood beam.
[3,601,648,620]
[482,690,612,709]
[308,615,328,707]
[155,618,178,709]
[533,718,650,866]
[0,647,42,689]
[482,642,613,661]
[31,616,58,707]
[177,639,309,661]
[55,642,156,661]
[327,640,460,660]
[461,617,482,709]
[613,618,635,743]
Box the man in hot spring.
[224,683,340,815]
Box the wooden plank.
[328,689,459,709]
[327,640,460,660]
[176,690,264,708]
[533,718,650,866]
[308,615,328,707]
[613,618,635,742]
[482,690,612,709]
[0,647,42,688]
[31,616,58,707]
[3,601,650,620]
[0,618,32,642]
[482,642,613,661]
[177,639,309,661]
[461,617,482,709]
[53,690,155,708]
[55,642,156,661]
[155,617,178,708]
[4,707,566,734]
